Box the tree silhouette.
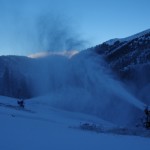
[1,66,12,96]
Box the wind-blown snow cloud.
[28,50,144,127]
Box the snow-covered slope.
[0,50,147,127]
[93,29,150,104]
[0,96,150,150]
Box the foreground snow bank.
[0,109,150,150]
[0,96,150,150]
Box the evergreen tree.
[17,76,31,99]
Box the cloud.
[28,50,79,58]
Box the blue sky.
[0,0,149,55]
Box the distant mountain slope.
[92,29,150,104]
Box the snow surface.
[0,96,150,150]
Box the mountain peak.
[105,28,150,45]
[92,28,150,105]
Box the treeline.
[0,66,32,99]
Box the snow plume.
[36,14,86,52]
[31,50,145,127]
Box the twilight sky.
[0,0,149,55]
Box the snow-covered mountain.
[94,29,150,66]
[1,29,150,128]
[0,30,150,149]
[93,29,150,104]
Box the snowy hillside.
[0,96,150,150]
[93,29,150,104]
[0,31,150,149]
[0,29,150,149]
[0,50,147,127]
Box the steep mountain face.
[93,29,150,104]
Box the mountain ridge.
[105,29,150,45]
[92,28,150,104]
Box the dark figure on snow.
[144,106,150,129]
[17,99,24,108]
